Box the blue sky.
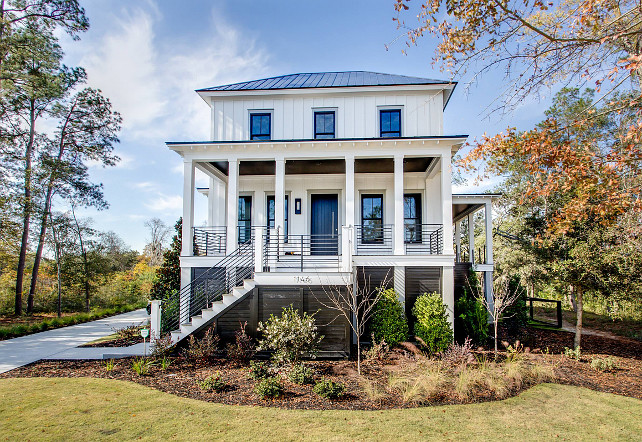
[58,0,550,251]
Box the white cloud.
[86,152,135,169]
[145,192,183,212]
[71,6,270,142]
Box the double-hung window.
[266,195,288,241]
[379,109,401,138]
[361,194,384,243]
[404,194,422,243]
[250,113,271,140]
[314,111,335,139]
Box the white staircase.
[170,279,256,344]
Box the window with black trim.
[250,113,271,140]
[314,111,335,139]
[379,109,401,138]
[361,194,384,243]
[238,196,252,243]
[267,195,288,241]
[404,194,422,243]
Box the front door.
[310,194,338,255]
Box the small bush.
[563,346,581,360]
[159,356,172,371]
[131,357,154,376]
[313,378,345,399]
[254,376,283,399]
[102,359,116,372]
[257,306,323,365]
[441,337,475,367]
[370,288,409,346]
[151,334,175,359]
[591,357,618,372]
[226,321,256,364]
[198,372,226,392]
[455,294,489,345]
[113,324,143,341]
[288,364,314,385]
[364,333,390,363]
[248,361,272,380]
[181,326,219,362]
[412,292,453,353]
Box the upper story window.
[314,111,335,139]
[379,109,401,138]
[361,194,384,243]
[250,113,271,140]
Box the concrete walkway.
[0,309,149,374]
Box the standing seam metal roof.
[197,71,452,92]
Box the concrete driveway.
[0,309,149,374]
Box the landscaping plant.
[288,364,314,385]
[131,358,154,376]
[248,361,272,380]
[412,292,453,353]
[159,356,172,371]
[563,346,582,360]
[102,359,115,372]
[369,288,409,346]
[181,326,219,363]
[257,306,322,365]
[313,378,345,399]
[253,376,283,399]
[198,372,226,392]
[590,357,618,372]
[364,333,390,363]
[226,321,256,364]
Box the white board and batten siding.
[210,91,445,141]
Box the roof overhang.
[196,83,457,110]
[452,193,501,223]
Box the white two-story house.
[164,71,495,354]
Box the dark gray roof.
[197,71,452,92]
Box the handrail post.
[300,235,304,272]
[254,226,264,274]
[556,300,562,328]
[341,225,352,272]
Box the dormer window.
[380,109,401,138]
[250,113,271,140]
[314,111,335,139]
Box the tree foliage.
[150,218,182,301]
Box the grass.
[531,305,642,341]
[0,378,639,440]
[0,303,145,340]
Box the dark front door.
[310,194,338,255]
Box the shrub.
[364,333,390,363]
[441,337,475,367]
[455,294,489,345]
[563,346,581,360]
[313,378,345,399]
[159,356,172,370]
[257,306,323,365]
[248,361,272,380]
[226,321,256,364]
[254,376,283,399]
[412,292,453,353]
[198,372,226,392]
[151,333,175,359]
[369,288,409,346]
[131,357,154,376]
[113,324,143,341]
[102,359,116,372]
[181,326,219,362]
[288,364,314,385]
[591,357,618,372]
[501,277,529,337]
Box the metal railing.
[161,237,255,334]
[193,227,226,256]
[404,224,443,254]
[355,224,393,255]
[263,231,341,271]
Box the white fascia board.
[196,83,455,101]
[452,194,501,205]
[352,254,456,267]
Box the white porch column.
[149,300,161,342]
[468,213,475,263]
[442,266,455,331]
[345,155,355,228]
[226,159,239,253]
[207,177,215,226]
[254,226,264,272]
[181,159,195,257]
[393,154,404,255]
[485,201,493,265]
[455,221,461,262]
[275,159,285,237]
[440,151,454,255]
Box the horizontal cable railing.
[404,224,443,255]
[263,232,341,271]
[193,227,226,256]
[161,236,255,334]
[354,224,393,255]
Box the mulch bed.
[79,335,144,348]
[2,327,641,409]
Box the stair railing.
[161,233,255,334]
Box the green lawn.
[0,378,639,440]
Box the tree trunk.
[574,287,583,350]
[15,101,36,315]
[494,319,499,357]
[356,334,361,375]
[27,199,51,312]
